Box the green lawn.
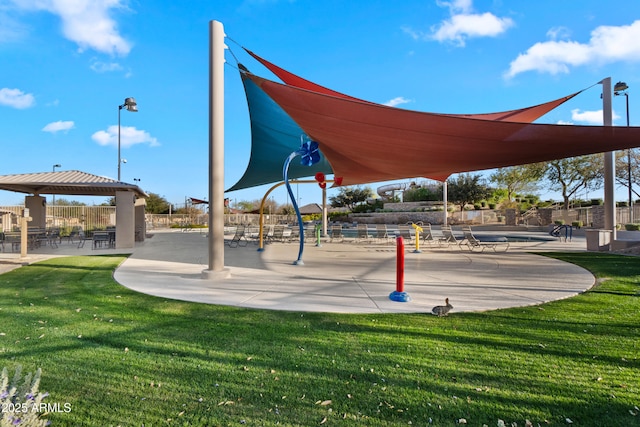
[0,253,638,426]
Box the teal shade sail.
[226,68,333,192]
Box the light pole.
[52,164,61,205]
[614,81,632,223]
[118,97,138,181]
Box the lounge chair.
[271,225,287,243]
[356,224,371,243]
[460,226,509,252]
[375,224,392,243]
[439,225,461,248]
[226,225,248,248]
[421,223,436,246]
[397,224,412,241]
[330,224,344,242]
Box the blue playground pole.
[283,151,305,265]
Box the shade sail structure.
[229,51,640,190]
[245,71,640,184]
[245,49,583,123]
[226,67,333,192]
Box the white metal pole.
[442,180,448,226]
[203,20,229,278]
[601,77,616,241]
[118,106,121,181]
[322,186,328,236]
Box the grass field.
[0,252,638,426]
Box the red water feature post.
[389,236,411,302]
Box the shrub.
[624,223,640,231]
[1,366,50,426]
[554,219,565,225]
[572,221,583,228]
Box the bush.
[624,223,640,231]
[554,219,566,225]
[1,366,50,426]
[572,221,583,228]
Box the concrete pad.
[110,229,594,314]
[0,228,595,314]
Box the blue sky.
[1,0,639,207]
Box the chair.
[226,226,248,248]
[92,231,111,249]
[330,224,344,242]
[398,224,412,241]
[246,226,260,244]
[421,223,436,246]
[261,224,273,244]
[305,225,318,243]
[460,226,509,252]
[356,224,371,243]
[439,225,461,248]
[5,232,21,252]
[271,225,287,243]
[47,228,60,248]
[375,224,391,243]
[65,226,82,244]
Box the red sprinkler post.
[389,236,411,302]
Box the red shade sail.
[246,48,582,123]
[246,72,640,184]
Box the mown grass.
[0,252,638,426]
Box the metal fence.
[2,204,638,234]
[0,205,116,232]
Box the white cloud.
[90,60,123,73]
[384,97,412,107]
[0,87,35,109]
[424,0,514,47]
[42,120,75,133]
[570,108,620,126]
[92,125,159,148]
[8,0,132,56]
[431,12,514,46]
[505,20,640,78]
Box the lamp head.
[53,164,61,168]
[614,81,629,94]
[121,97,138,112]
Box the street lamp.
[118,97,138,181]
[614,81,632,223]
[52,164,61,205]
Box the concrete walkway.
[1,228,595,314]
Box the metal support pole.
[442,180,448,226]
[117,106,121,181]
[625,93,633,223]
[203,20,230,279]
[601,77,616,241]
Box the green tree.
[403,185,442,202]
[447,173,491,211]
[145,193,171,214]
[615,149,640,201]
[489,164,545,202]
[544,155,603,210]
[329,186,373,211]
[51,198,87,206]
